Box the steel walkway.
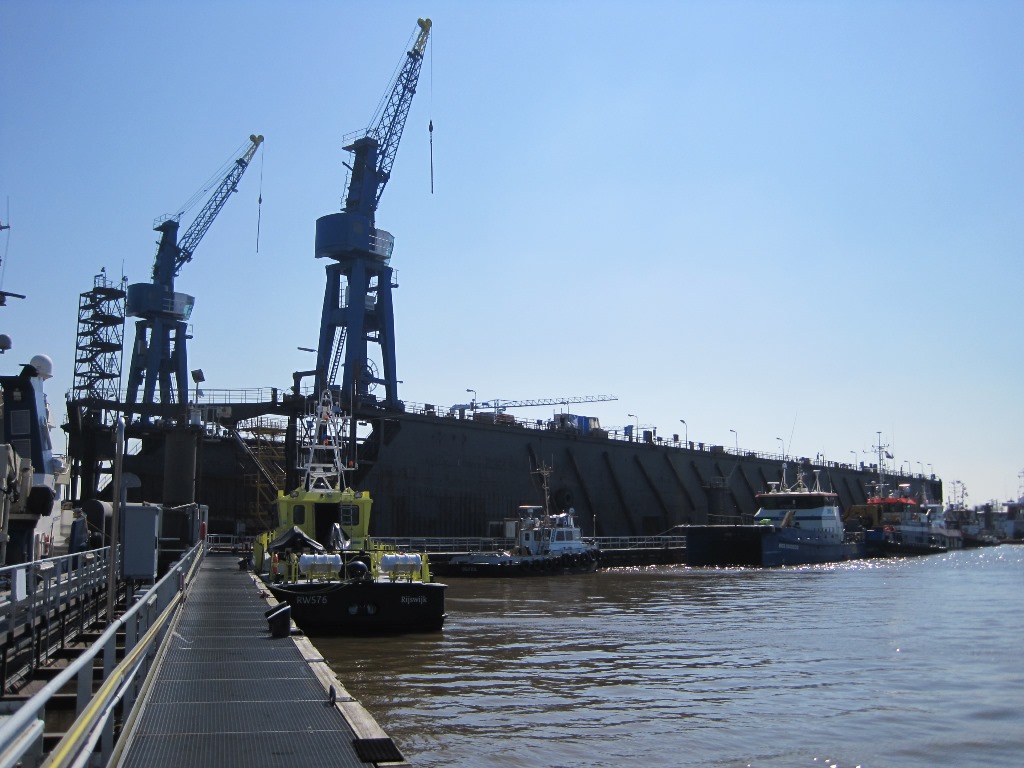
[114,555,408,767]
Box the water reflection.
[316,550,1024,768]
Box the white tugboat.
[432,466,601,577]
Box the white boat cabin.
[515,505,594,557]
[753,480,845,543]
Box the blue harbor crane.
[124,135,263,423]
[313,18,431,407]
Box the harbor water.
[316,547,1024,767]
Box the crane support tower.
[124,134,263,422]
[313,18,431,408]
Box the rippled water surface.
[315,547,1024,767]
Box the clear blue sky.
[2,1,1021,506]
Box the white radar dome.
[29,354,53,379]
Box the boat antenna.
[534,462,553,516]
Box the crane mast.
[312,19,431,407]
[125,134,263,422]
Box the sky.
[1,0,1022,506]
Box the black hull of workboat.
[684,525,863,567]
[863,531,947,558]
[264,579,447,635]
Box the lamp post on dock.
[729,429,738,455]
[628,413,638,441]
[776,437,785,459]
[850,450,857,469]
[466,388,476,410]
[679,419,687,448]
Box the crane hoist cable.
[428,28,434,194]
[256,145,265,253]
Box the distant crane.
[473,395,618,413]
[312,19,431,407]
[124,134,263,422]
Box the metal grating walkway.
[115,555,406,767]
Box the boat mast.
[873,431,891,497]
[535,463,553,516]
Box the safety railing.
[593,535,687,550]
[374,535,688,553]
[374,537,515,553]
[0,541,204,768]
[205,534,255,553]
[0,549,114,643]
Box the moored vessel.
[684,468,864,567]
[431,465,601,577]
[845,489,948,557]
[1,353,69,565]
[252,393,446,634]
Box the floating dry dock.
[115,555,409,767]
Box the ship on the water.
[252,392,446,635]
[684,467,864,567]
[431,465,601,577]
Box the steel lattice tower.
[72,270,127,423]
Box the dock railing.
[0,549,114,651]
[205,533,255,554]
[593,535,687,550]
[374,535,687,553]
[374,537,514,553]
[0,541,204,768]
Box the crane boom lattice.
[479,395,618,410]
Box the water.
[315,547,1024,767]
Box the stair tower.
[72,270,128,417]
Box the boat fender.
[348,560,369,580]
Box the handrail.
[372,535,687,553]
[0,541,204,768]
[0,549,115,658]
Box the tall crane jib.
[312,19,431,409]
[124,134,264,422]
